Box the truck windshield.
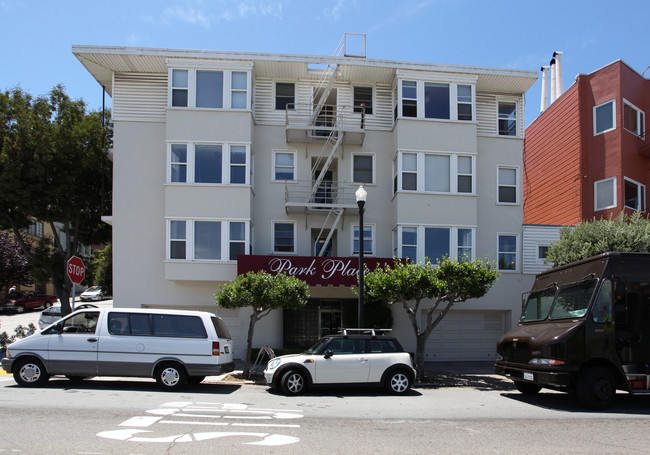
[549,278,598,320]
[520,285,557,322]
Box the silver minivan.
[2,307,234,390]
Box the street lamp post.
[355,185,367,329]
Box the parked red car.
[0,291,58,314]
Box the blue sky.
[2,0,648,126]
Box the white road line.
[119,416,163,427]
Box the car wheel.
[514,381,541,395]
[154,362,187,391]
[385,370,412,394]
[13,358,50,387]
[577,366,616,410]
[14,305,25,314]
[281,370,306,395]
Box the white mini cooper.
[264,329,416,395]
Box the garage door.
[219,316,244,360]
[422,311,508,361]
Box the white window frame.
[624,176,646,212]
[272,221,297,254]
[166,218,249,263]
[398,80,475,122]
[395,151,476,195]
[594,177,617,211]
[168,68,251,110]
[497,165,519,205]
[353,86,374,116]
[352,223,375,256]
[497,233,519,272]
[536,244,550,264]
[167,142,250,186]
[593,99,616,136]
[497,99,518,137]
[393,225,475,264]
[352,153,375,184]
[623,99,645,138]
[272,149,297,182]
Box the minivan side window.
[108,313,207,338]
[62,311,100,334]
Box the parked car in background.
[79,286,107,302]
[264,329,416,396]
[0,291,58,314]
[38,304,98,330]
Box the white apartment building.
[73,37,537,360]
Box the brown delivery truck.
[495,252,650,409]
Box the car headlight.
[529,358,565,365]
[267,358,281,370]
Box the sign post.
[67,256,85,310]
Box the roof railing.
[339,328,392,336]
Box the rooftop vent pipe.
[553,51,564,101]
[540,66,550,113]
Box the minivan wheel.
[514,381,541,395]
[14,358,50,387]
[577,366,616,410]
[281,370,306,395]
[385,370,412,394]
[155,363,188,391]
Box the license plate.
[523,372,534,381]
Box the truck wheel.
[577,366,615,410]
[281,370,306,395]
[154,362,187,391]
[514,381,541,395]
[13,358,50,387]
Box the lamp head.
[355,185,367,203]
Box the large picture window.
[399,80,473,122]
[395,225,474,263]
[167,219,249,262]
[396,151,475,194]
[169,68,249,109]
[167,142,249,185]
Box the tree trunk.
[415,335,427,381]
[242,311,258,379]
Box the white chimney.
[553,51,564,100]
[540,66,550,113]
[550,57,557,103]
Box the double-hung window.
[498,234,518,271]
[353,87,373,115]
[498,102,517,136]
[168,219,249,262]
[353,224,374,255]
[497,166,518,204]
[396,151,475,194]
[273,151,296,181]
[353,154,374,184]
[273,222,296,254]
[594,99,615,135]
[623,99,645,137]
[395,225,474,263]
[169,68,249,109]
[401,81,417,117]
[457,85,473,121]
[624,177,646,212]
[594,177,616,211]
[276,83,295,110]
[167,142,249,185]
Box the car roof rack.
[339,328,392,337]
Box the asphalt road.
[0,374,649,454]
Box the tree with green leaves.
[0,85,112,315]
[215,271,310,378]
[0,231,33,295]
[90,243,113,296]
[546,212,650,267]
[362,257,500,380]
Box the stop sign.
[67,256,85,284]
